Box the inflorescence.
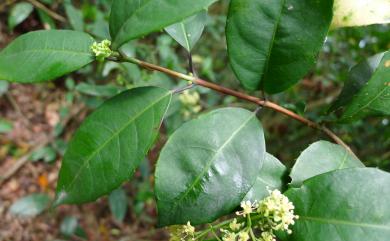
[168,189,298,241]
[90,39,113,62]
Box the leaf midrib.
[63,91,171,193]
[168,113,255,212]
[300,216,390,230]
[260,0,286,86]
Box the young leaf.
[165,11,207,52]
[155,108,266,226]
[244,153,287,202]
[55,87,172,205]
[226,0,333,93]
[8,2,34,31]
[289,141,363,187]
[332,0,390,28]
[284,168,390,241]
[109,188,128,222]
[337,51,390,122]
[109,0,218,49]
[9,193,50,217]
[0,30,94,83]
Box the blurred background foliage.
[0,0,389,240]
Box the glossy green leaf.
[109,188,128,222]
[8,2,34,30]
[337,51,390,122]
[64,2,84,31]
[155,108,265,226]
[226,0,333,93]
[290,141,363,187]
[284,168,390,241]
[56,87,172,205]
[109,0,218,49]
[9,193,50,217]
[165,11,207,52]
[244,153,287,202]
[329,53,385,113]
[0,30,94,83]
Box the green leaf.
[56,87,172,205]
[155,108,265,226]
[109,0,218,49]
[226,0,333,93]
[284,168,390,241]
[37,9,56,30]
[244,153,287,202]
[60,216,78,236]
[109,188,128,222]
[0,119,13,134]
[329,53,385,113]
[9,193,50,217]
[165,11,207,52]
[290,141,363,187]
[0,30,94,83]
[337,51,390,122]
[64,2,84,31]
[8,2,34,30]
[75,83,124,97]
[30,146,57,163]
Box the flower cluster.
[179,90,202,119]
[222,189,298,241]
[257,189,299,236]
[167,190,297,241]
[168,222,196,241]
[90,39,113,61]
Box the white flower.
[259,231,276,241]
[183,221,195,236]
[238,231,250,241]
[221,229,237,241]
[229,218,243,232]
[236,200,258,217]
[257,189,298,234]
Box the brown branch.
[118,54,357,158]
[26,0,67,23]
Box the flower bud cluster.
[90,40,113,61]
[179,90,202,119]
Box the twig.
[26,0,67,23]
[117,53,357,158]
